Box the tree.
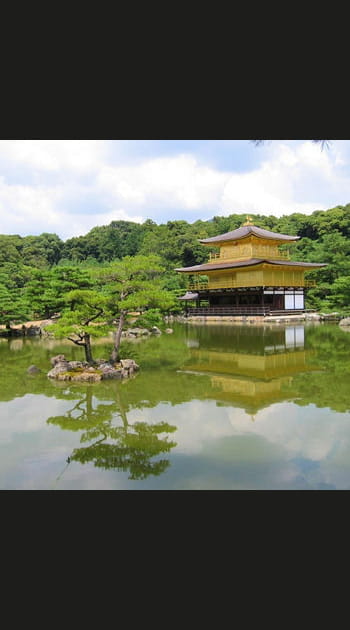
[23,265,93,319]
[23,269,58,318]
[97,254,177,362]
[19,233,64,268]
[0,283,29,327]
[328,276,350,310]
[46,290,109,364]
[61,220,145,263]
[0,235,22,264]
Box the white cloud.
[0,140,350,239]
[0,176,144,239]
[97,142,350,219]
[220,141,338,216]
[96,154,229,209]
[0,178,62,230]
[0,140,107,172]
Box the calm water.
[1,321,350,490]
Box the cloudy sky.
[0,139,350,241]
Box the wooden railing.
[188,279,316,290]
[187,306,272,315]
[188,281,209,290]
[208,251,291,262]
[186,306,307,316]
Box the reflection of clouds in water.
[0,394,74,439]
[0,394,84,490]
[228,402,350,463]
[127,399,350,489]
[2,391,350,489]
[128,400,248,455]
[185,339,200,348]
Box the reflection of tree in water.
[47,387,177,480]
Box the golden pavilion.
[175,218,326,315]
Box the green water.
[1,321,350,490]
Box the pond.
[1,321,350,490]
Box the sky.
[0,139,350,241]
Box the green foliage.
[0,233,63,267]
[23,266,93,319]
[0,235,22,264]
[0,283,30,325]
[61,220,144,262]
[2,203,350,319]
[48,290,108,334]
[19,233,63,267]
[327,276,350,310]
[131,308,164,329]
[97,254,175,314]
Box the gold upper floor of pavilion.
[175,220,327,291]
[199,222,299,263]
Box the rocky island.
[47,354,139,383]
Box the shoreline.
[1,312,344,339]
[166,312,342,325]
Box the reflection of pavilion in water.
[180,325,319,415]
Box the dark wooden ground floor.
[181,287,307,315]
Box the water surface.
[1,321,350,490]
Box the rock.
[127,328,141,336]
[96,361,112,369]
[151,326,162,334]
[50,354,66,366]
[124,327,150,337]
[165,328,173,334]
[55,371,102,383]
[27,365,41,374]
[47,360,71,378]
[120,359,139,372]
[122,327,155,338]
[101,368,123,380]
[68,361,88,369]
[99,359,139,380]
[320,312,341,320]
[339,317,350,327]
[26,325,42,336]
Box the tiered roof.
[198,225,300,244]
[176,223,326,273]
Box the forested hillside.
[1,204,350,324]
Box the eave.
[175,258,327,273]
